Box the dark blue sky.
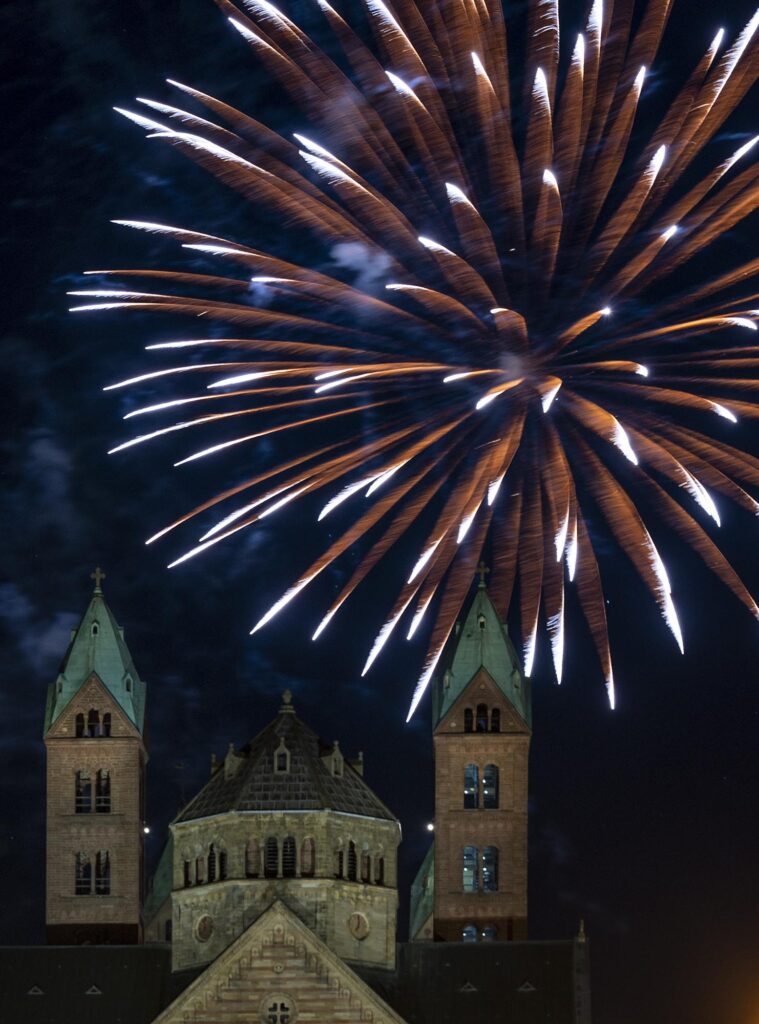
[2,2,758,1022]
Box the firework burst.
[72,0,759,717]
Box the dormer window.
[274,738,290,774]
[91,622,99,637]
[125,676,133,693]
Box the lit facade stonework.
[43,575,147,944]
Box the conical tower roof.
[44,570,146,734]
[176,692,397,824]
[433,577,531,729]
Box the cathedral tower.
[43,570,148,943]
[411,567,531,943]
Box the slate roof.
[432,583,531,729]
[174,699,398,824]
[0,939,587,1024]
[44,583,146,735]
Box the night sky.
[2,2,758,1023]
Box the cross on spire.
[476,561,490,588]
[90,567,106,593]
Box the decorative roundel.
[260,993,297,1023]
[195,915,214,942]
[348,912,370,941]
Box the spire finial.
[90,567,106,594]
[578,917,586,942]
[476,561,490,588]
[280,689,294,712]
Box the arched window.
[464,764,479,809]
[360,849,371,883]
[376,856,385,886]
[334,845,344,878]
[207,844,217,883]
[96,769,111,813]
[219,848,228,880]
[183,860,192,887]
[75,771,92,813]
[282,836,296,878]
[462,923,478,942]
[102,713,111,738]
[125,676,132,693]
[476,704,488,732]
[482,924,497,941]
[195,856,205,886]
[490,707,501,732]
[75,714,85,738]
[301,838,315,878]
[483,764,499,809]
[347,840,357,881]
[464,708,473,733]
[91,622,99,637]
[86,709,100,738]
[274,738,290,774]
[264,837,278,878]
[463,845,478,892]
[75,853,91,895]
[245,838,260,878]
[95,850,110,895]
[482,846,498,891]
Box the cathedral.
[0,570,591,1022]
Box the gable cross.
[90,567,106,593]
[476,561,490,588]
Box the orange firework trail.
[71,0,759,718]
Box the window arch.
[464,708,473,733]
[219,848,228,880]
[264,837,278,878]
[102,713,111,738]
[301,837,315,877]
[490,707,501,732]
[95,850,110,895]
[96,769,111,813]
[245,838,260,878]
[75,853,91,895]
[274,738,290,774]
[207,843,217,883]
[347,840,357,882]
[334,844,344,879]
[375,855,385,886]
[463,846,478,892]
[475,703,488,732]
[482,924,497,941]
[91,621,99,637]
[86,709,100,738]
[183,860,192,887]
[464,764,479,809]
[125,676,132,693]
[462,923,478,942]
[75,713,85,738]
[360,848,371,883]
[195,856,205,885]
[483,764,499,809]
[75,771,92,814]
[482,846,498,891]
[282,836,296,878]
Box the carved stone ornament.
[348,912,370,940]
[260,992,297,1023]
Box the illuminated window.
[462,923,477,942]
[482,846,498,892]
[482,924,497,941]
[464,764,479,809]
[75,771,92,814]
[483,764,498,809]
[463,846,478,892]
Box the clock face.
[195,914,214,942]
[348,912,370,940]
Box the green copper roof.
[432,584,531,729]
[43,582,146,735]
[409,841,434,941]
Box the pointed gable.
[44,582,146,735]
[433,584,531,730]
[152,900,408,1024]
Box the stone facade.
[433,668,530,941]
[45,673,146,943]
[169,809,399,972]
